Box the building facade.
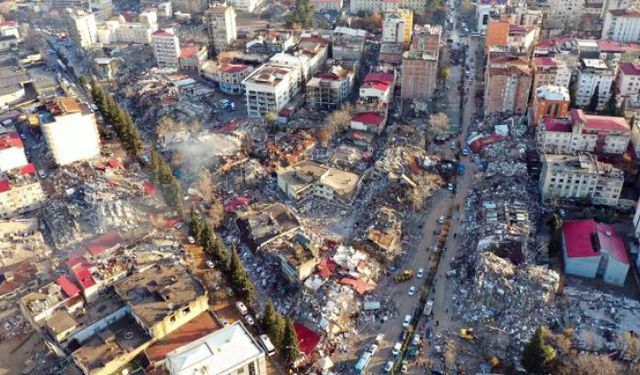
[243,64,299,119]
[616,61,640,107]
[602,8,640,42]
[537,109,630,154]
[310,0,343,11]
[277,160,361,204]
[151,29,181,71]
[218,64,251,95]
[0,164,46,218]
[0,132,28,172]
[539,153,623,206]
[529,85,570,126]
[67,9,97,48]
[205,4,237,52]
[306,60,356,110]
[349,0,427,13]
[382,9,413,47]
[531,57,572,93]
[484,55,532,115]
[229,0,261,12]
[41,98,101,166]
[575,58,615,111]
[400,24,441,100]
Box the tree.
[440,66,451,82]
[428,112,450,140]
[588,84,600,112]
[228,247,255,302]
[282,318,301,366]
[286,0,314,29]
[206,196,225,228]
[263,301,285,348]
[189,207,203,241]
[317,106,352,146]
[263,110,277,126]
[522,327,557,374]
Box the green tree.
[603,93,618,116]
[282,318,301,366]
[587,84,600,112]
[568,79,577,108]
[522,327,557,374]
[286,0,314,29]
[440,66,451,82]
[189,207,203,241]
[263,301,284,348]
[212,237,230,271]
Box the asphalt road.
[364,13,483,375]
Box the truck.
[354,352,372,374]
[456,162,466,175]
[423,300,433,316]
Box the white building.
[152,28,181,71]
[41,98,101,166]
[205,4,237,52]
[576,59,615,111]
[0,164,46,218]
[243,64,299,119]
[0,133,28,173]
[562,219,630,286]
[310,0,343,11]
[349,0,427,14]
[89,0,112,19]
[546,0,586,27]
[277,160,361,204]
[616,61,640,107]
[602,8,640,42]
[0,21,20,40]
[229,0,260,12]
[476,0,508,34]
[382,9,412,47]
[269,38,329,82]
[67,8,97,48]
[539,153,623,206]
[218,64,251,95]
[537,109,631,154]
[306,60,357,110]
[165,323,267,375]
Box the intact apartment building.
[67,8,97,48]
[0,164,46,218]
[602,8,640,42]
[40,97,101,166]
[243,64,299,119]
[96,10,158,45]
[349,0,428,13]
[537,109,630,154]
[545,0,586,28]
[277,160,362,205]
[228,0,261,12]
[204,4,237,52]
[218,64,252,95]
[401,24,441,100]
[166,323,267,375]
[306,60,357,110]
[0,132,28,172]
[529,85,570,126]
[382,9,413,48]
[90,0,112,19]
[476,0,508,34]
[616,60,640,107]
[531,57,572,93]
[575,58,615,111]
[540,153,623,206]
[310,0,344,11]
[351,71,395,133]
[484,55,532,115]
[152,29,181,71]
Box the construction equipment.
[394,269,414,282]
[459,328,475,341]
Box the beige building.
[152,28,181,71]
[166,322,267,375]
[382,9,413,48]
[540,153,623,206]
[67,8,97,48]
[277,160,361,204]
[0,164,46,218]
[205,4,237,52]
[114,262,208,340]
[400,24,441,100]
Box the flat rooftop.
[243,64,293,86]
[0,66,30,96]
[114,262,206,329]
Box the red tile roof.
[543,118,572,132]
[363,72,394,85]
[570,109,629,132]
[219,64,248,74]
[19,163,36,175]
[145,312,220,363]
[351,112,384,126]
[56,275,81,298]
[533,57,557,68]
[317,258,336,278]
[598,40,640,53]
[562,219,629,264]
[0,179,9,193]
[152,29,176,37]
[0,132,23,151]
[0,21,17,28]
[224,196,251,212]
[294,322,321,356]
[609,8,640,17]
[85,231,124,257]
[468,135,506,153]
[620,62,640,76]
[179,45,200,59]
[71,264,96,289]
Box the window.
[248,363,256,375]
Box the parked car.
[368,344,378,354]
[403,315,411,328]
[438,215,446,224]
[408,286,416,296]
[244,315,255,326]
[236,301,248,315]
[392,342,402,356]
[206,260,214,268]
[417,268,424,278]
[384,361,394,372]
[375,333,385,344]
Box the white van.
[259,334,276,356]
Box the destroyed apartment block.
[365,206,403,257]
[263,230,321,285]
[277,160,363,206]
[0,217,50,269]
[236,203,301,251]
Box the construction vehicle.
[394,270,414,282]
[459,328,475,341]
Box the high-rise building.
[229,0,261,12]
[382,9,413,48]
[151,28,181,71]
[310,0,343,11]
[575,58,615,111]
[243,64,299,119]
[484,55,532,115]
[0,164,46,218]
[602,8,640,42]
[40,97,101,166]
[204,4,237,52]
[67,8,97,48]
[529,85,570,126]
[349,0,427,14]
[401,24,441,100]
[616,61,640,107]
[89,0,112,20]
[531,57,572,93]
